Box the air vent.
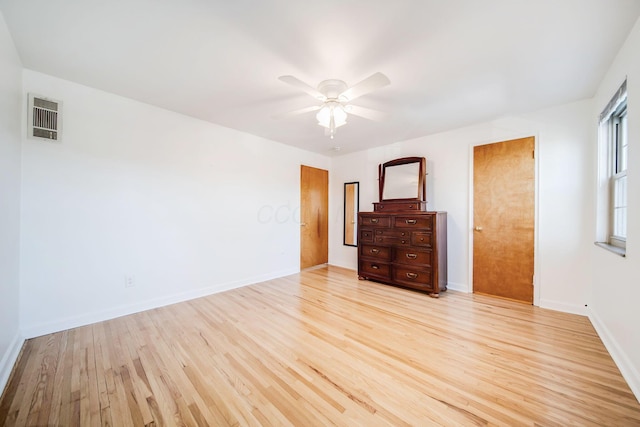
[28,94,62,141]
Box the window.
[597,80,627,254]
[611,104,627,245]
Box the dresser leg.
[358,276,366,280]
[429,293,439,298]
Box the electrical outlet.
[125,275,135,288]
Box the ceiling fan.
[276,72,390,139]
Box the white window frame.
[610,105,627,248]
[597,80,627,255]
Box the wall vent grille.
[28,94,62,141]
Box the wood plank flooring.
[1,265,639,426]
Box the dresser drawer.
[373,201,425,212]
[392,266,433,290]
[393,248,432,266]
[374,229,410,237]
[411,232,432,248]
[359,215,391,227]
[375,234,411,245]
[360,229,374,243]
[394,215,433,229]
[359,261,391,278]
[360,244,391,260]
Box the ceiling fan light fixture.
[315,104,340,127]
[315,105,330,127]
[316,103,347,127]
[316,103,347,139]
[333,105,347,127]
[278,72,389,139]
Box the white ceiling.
[2,0,640,155]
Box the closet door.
[300,165,328,269]
[473,136,535,303]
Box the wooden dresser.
[358,211,447,297]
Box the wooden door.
[300,165,328,269]
[473,137,535,303]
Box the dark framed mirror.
[343,182,359,246]
[379,157,426,202]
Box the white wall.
[330,99,595,314]
[0,11,23,392]
[589,16,640,401]
[20,70,330,337]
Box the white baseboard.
[327,261,356,271]
[21,267,298,339]
[0,332,25,396]
[446,281,469,293]
[588,307,640,403]
[539,298,588,316]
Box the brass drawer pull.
[371,218,379,224]
[406,272,418,279]
[406,253,417,259]
[371,265,380,270]
[405,219,417,225]
[371,248,380,254]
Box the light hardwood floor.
[1,265,639,426]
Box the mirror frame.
[378,157,426,202]
[343,182,359,247]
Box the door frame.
[467,133,541,306]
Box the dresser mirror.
[379,157,426,202]
[343,182,359,246]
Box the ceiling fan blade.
[272,105,321,119]
[340,72,390,101]
[346,105,388,121]
[278,75,325,100]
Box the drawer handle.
[406,253,417,259]
[371,218,379,224]
[401,240,407,244]
[371,264,380,270]
[405,219,417,225]
[406,272,418,279]
[370,248,380,254]
[408,204,414,208]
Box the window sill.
[594,242,626,257]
